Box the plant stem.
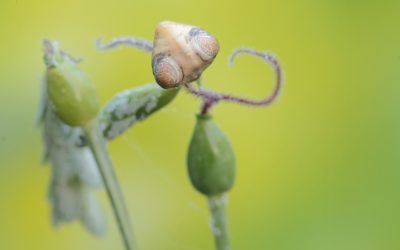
[83,121,137,250]
[208,194,231,250]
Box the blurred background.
[1,0,400,249]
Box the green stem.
[208,194,231,250]
[83,121,137,250]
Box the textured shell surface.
[152,21,219,88]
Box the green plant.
[39,21,282,250]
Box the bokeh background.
[1,0,400,249]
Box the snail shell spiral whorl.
[152,21,219,88]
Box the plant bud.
[44,40,100,127]
[100,83,179,140]
[187,114,236,196]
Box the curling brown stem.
[185,48,283,114]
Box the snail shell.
[152,21,219,88]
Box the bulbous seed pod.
[44,41,100,127]
[152,21,219,88]
[187,114,236,196]
[99,83,180,140]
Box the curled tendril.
[96,37,153,52]
[184,48,283,114]
[94,35,282,115]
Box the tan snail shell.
[152,21,220,89]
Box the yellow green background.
[1,0,400,249]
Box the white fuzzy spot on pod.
[145,95,159,112]
[209,217,222,237]
[208,194,228,209]
[106,115,137,139]
[100,85,164,139]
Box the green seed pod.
[187,114,236,196]
[100,83,179,140]
[44,40,100,127]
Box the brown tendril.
[184,48,283,115]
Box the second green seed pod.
[187,114,236,196]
